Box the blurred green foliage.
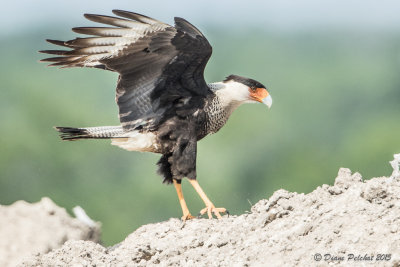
[1,27,399,245]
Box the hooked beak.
[249,87,272,109]
[263,94,272,109]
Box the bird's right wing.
[41,10,213,130]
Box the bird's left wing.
[41,10,213,130]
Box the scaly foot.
[198,205,228,219]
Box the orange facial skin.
[249,87,269,103]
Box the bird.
[40,10,272,220]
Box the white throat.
[208,80,252,110]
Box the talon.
[199,207,208,215]
[198,206,227,219]
[181,213,195,221]
[208,207,212,219]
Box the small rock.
[334,168,363,189]
[361,178,388,203]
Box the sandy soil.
[2,155,400,266]
[0,198,100,267]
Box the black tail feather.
[55,125,125,140]
[54,127,92,141]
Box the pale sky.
[1,0,400,37]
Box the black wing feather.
[41,10,213,131]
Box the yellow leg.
[188,179,227,219]
[173,180,194,221]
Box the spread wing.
[41,10,213,130]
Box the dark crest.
[224,75,266,89]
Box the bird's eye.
[250,86,256,91]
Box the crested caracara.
[40,10,272,220]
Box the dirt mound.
[19,156,400,266]
[0,198,100,267]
